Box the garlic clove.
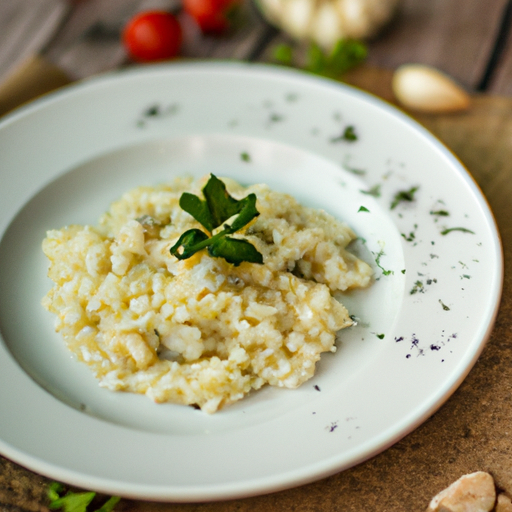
[280,0,315,39]
[311,3,344,48]
[392,64,471,113]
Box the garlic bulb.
[392,64,471,113]
[257,0,401,48]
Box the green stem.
[188,224,233,253]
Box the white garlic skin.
[258,0,401,48]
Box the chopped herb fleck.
[240,152,251,162]
[144,103,178,118]
[344,125,357,141]
[376,333,385,339]
[439,299,450,311]
[401,269,406,274]
[343,161,366,175]
[430,210,450,216]
[360,184,381,197]
[268,113,284,125]
[401,231,416,242]
[390,186,419,210]
[440,227,475,235]
[374,248,393,276]
[314,385,321,391]
[137,103,179,127]
[410,280,424,295]
[144,104,160,117]
[358,206,370,213]
[331,125,358,143]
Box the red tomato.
[123,11,182,62]
[183,0,240,34]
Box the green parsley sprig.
[272,39,368,79]
[170,174,263,266]
[48,482,120,512]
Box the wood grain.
[1,0,511,92]
[0,0,68,83]
[366,0,509,90]
[486,10,512,95]
[42,0,179,79]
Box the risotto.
[42,175,372,413]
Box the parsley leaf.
[95,496,121,512]
[203,174,246,228]
[48,482,96,512]
[306,39,367,78]
[171,228,210,260]
[271,39,367,79]
[49,493,96,512]
[171,174,263,266]
[179,193,215,232]
[208,236,263,265]
[48,482,120,512]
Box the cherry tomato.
[183,0,240,34]
[123,11,182,62]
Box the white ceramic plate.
[0,62,503,501]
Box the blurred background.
[1,0,512,116]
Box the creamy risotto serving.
[42,175,372,413]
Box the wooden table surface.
[1,1,512,511]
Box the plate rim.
[0,60,504,501]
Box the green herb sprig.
[48,482,120,512]
[272,39,367,79]
[170,174,263,266]
[306,40,368,78]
